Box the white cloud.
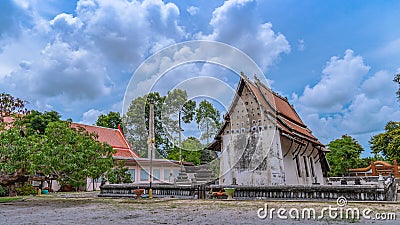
[77,0,185,64]
[1,0,187,112]
[293,50,400,147]
[377,38,400,58]
[187,6,199,16]
[3,39,112,101]
[79,109,103,125]
[197,0,290,71]
[12,0,30,10]
[50,13,83,31]
[298,50,370,112]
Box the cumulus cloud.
[298,50,370,112]
[293,50,400,146]
[187,6,199,16]
[79,109,103,125]
[3,39,112,101]
[83,0,184,60]
[197,0,290,71]
[0,0,187,112]
[50,13,83,31]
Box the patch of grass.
[0,196,23,203]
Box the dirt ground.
[1,192,399,225]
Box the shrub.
[16,183,36,196]
[0,185,10,197]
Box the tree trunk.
[0,169,28,196]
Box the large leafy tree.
[326,135,364,176]
[96,111,122,129]
[123,90,196,158]
[1,119,115,193]
[370,121,400,161]
[196,99,221,144]
[124,92,166,157]
[1,94,115,194]
[19,110,61,135]
[0,93,30,194]
[33,121,115,188]
[0,124,39,190]
[162,89,196,136]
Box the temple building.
[208,74,330,186]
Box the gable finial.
[254,74,260,83]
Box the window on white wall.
[127,169,135,182]
[94,177,103,183]
[173,169,179,179]
[164,169,170,180]
[140,169,149,181]
[154,169,160,181]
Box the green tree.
[167,137,203,165]
[95,111,122,129]
[162,89,196,135]
[1,100,115,194]
[123,90,196,158]
[326,135,364,176]
[0,92,29,122]
[394,73,400,101]
[0,124,39,192]
[196,99,221,144]
[0,93,31,195]
[124,92,166,157]
[106,160,132,184]
[19,110,61,135]
[35,121,115,188]
[370,121,400,161]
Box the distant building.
[207,74,329,186]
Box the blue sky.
[1,0,400,155]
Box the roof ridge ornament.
[240,71,247,79]
[254,74,260,83]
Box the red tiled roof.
[3,116,14,123]
[71,123,139,158]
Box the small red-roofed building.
[68,123,183,191]
[207,74,329,186]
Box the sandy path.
[0,193,399,225]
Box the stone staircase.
[174,164,216,186]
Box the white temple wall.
[219,128,285,186]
